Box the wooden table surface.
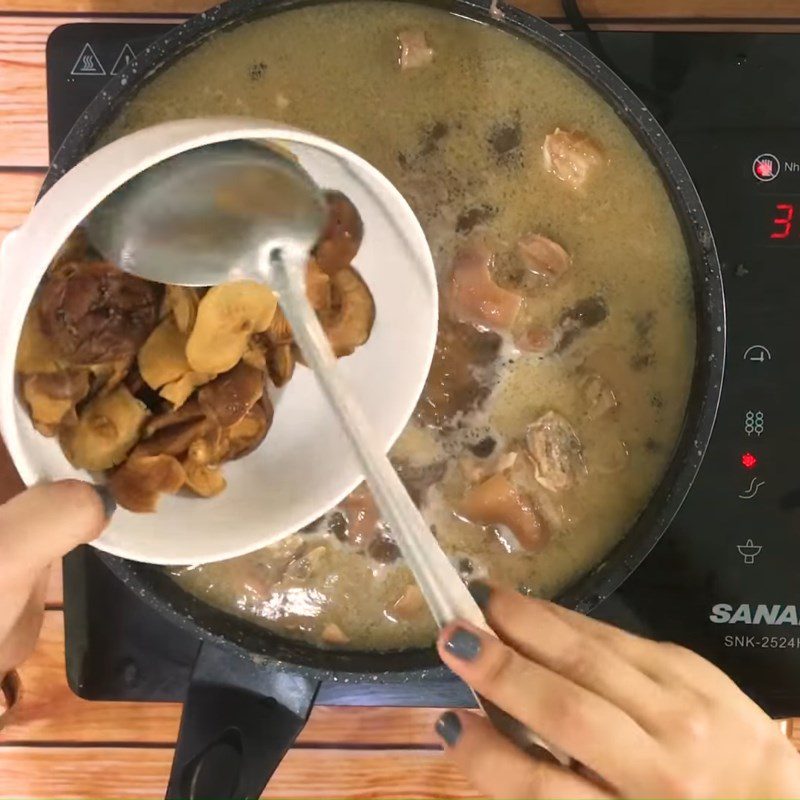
[3,1,800,796]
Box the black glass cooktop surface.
[47,21,800,716]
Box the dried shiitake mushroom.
[159,371,215,409]
[51,228,90,273]
[186,281,277,374]
[16,310,62,375]
[192,423,231,465]
[21,187,375,511]
[242,338,268,371]
[184,459,227,498]
[315,190,364,274]
[22,370,90,431]
[226,398,273,460]
[138,318,191,390]
[135,417,211,459]
[136,402,231,473]
[60,386,149,471]
[32,417,71,439]
[198,362,265,428]
[164,285,199,334]
[109,454,186,513]
[89,357,134,397]
[306,259,332,311]
[318,267,375,357]
[38,260,161,364]
[143,399,205,437]
[265,307,293,345]
[267,343,295,388]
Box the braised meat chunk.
[517,234,571,286]
[526,410,585,493]
[543,128,604,188]
[397,29,434,70]
[447,241,522,332]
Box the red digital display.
[741,452,758,469]
[753,195,800,245]
[770,202,796,239]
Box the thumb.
[0,481,113,580]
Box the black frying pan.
[41,1,725,796]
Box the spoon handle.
[269,252,485,631]
[269,252,569,766]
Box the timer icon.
[753,153,780,182]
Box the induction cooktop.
[47,18,800,717]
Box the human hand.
[0,480,113,677]
[435,583,800,799]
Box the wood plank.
[0,18,49,167]
[7,611,444,746]
[0,746,477,799]
[0,16,183,167]
[0,169,41,235]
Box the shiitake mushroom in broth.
[101,0,695,651]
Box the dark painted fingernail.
[435,711,462,747]
[92,484,117,518]
[445,627,481,661]
[468,580,492,611]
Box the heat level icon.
[737,539,763,565]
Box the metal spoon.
[86,139,567,762]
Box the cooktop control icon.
[738,476,765,500]
[743,344,771,362]
[737,539,763,565]
[753,153,780,182]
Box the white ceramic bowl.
[0,118,438,565]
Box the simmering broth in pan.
[108,1,695,650]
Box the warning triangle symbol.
[70,43,106,76]
[111,43,136,75]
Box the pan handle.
[166,639,320,800]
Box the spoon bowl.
[86,139,327,287]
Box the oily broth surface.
[108,1,695,650]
